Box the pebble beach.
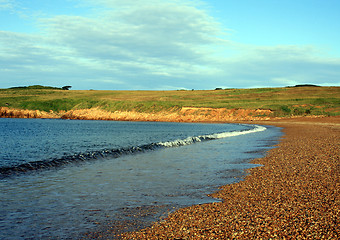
[109,116,340,239]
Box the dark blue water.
[0,118,282,239]
[0,118,253,170]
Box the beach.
[113,116,340,239]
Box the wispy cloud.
[0,0,339,89]
[215,44,340,88]
[0,0,14,10]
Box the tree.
[62,86,72,90]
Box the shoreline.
[2,109,339,238]
[115,116,339,239]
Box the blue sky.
[1,0,340,90]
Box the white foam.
[158,125,266,148]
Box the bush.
[280,105,291,114]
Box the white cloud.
[0,0,14,10]
[0,0,226,89]
[41,1,222,63]
[212,44,340,88]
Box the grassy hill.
[0,86,339,117]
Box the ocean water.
[0,118,282,239]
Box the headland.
[1,86,339,122]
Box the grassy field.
[1,86,339,117]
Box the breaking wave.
[0,125,266,178]
[158,125,266,147]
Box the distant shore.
[112,116,339,239]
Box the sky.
[1,0,340,90]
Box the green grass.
[1,86,339,117]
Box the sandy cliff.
[0,107,273,122]
[0,107,59,119]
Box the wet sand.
[113,116,339,239]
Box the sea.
[0,118,282,239]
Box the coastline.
[2,107,339,238]
[116,116,340,239]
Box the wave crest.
[0,125,266,177]
[157,125,266,147]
